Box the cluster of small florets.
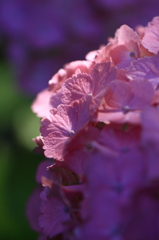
[27,16,159,240]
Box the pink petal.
[97,124,141,153]
[40,96,92,160]
[49,60,92,91]
[62,62,117,114]
[104,80,134,109]
[96,110,141,124]
[115,25,140,46]
[97,79,153,124]
[126,54,159,89]
[90,62,117,110]
[142,16,159,54]
[61,73,92,104]
[31,88,53,118]
[110,42,140,69]
[49,89,63,108]
[63,126,99,175]
[129,80,154,109]
[94,25,140,68]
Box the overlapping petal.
[126,54,159,89]
[94,25,140,69]
[96,123,141,153]
[62,62,117,113]
[97,79,154,123]
[40,96,92,160]
[39,187,71,238]
[142,16,159,54]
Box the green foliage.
[0,62,42,239]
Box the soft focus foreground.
[28,16,159,240]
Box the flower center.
[130,51,135,57]
[69,130,75,136]
[122,105,130,114]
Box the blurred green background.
[0,60,44,240]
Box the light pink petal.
[40,96,92,160]
[135,25,145,38]
[31,86,65,121]
[142,16,159,54]
[97,79,153,124]
[64,60,92,76]
[32,136,44,154]
[94,25,140,69]
[95,25,140,68]
[85,49,99,61]
[40,105,76,160]
[61,73,92,104]
[110,42,140,69]
[62,62,117,114]
[115,25,140,46]
[96,110,141,124]
[49,60,92,92]
[110,45,129,65]
[49,68,66,91]
[31,88,53,118]
[93,44,111,64]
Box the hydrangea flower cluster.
[0,0,159,94]
[27,16,159,240]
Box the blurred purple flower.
[0,0,159,94]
